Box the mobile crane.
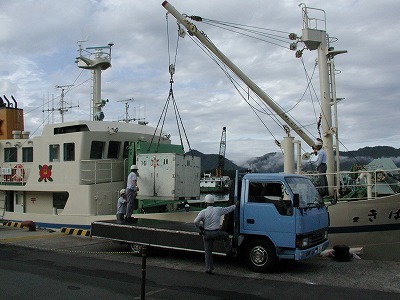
[215,126,226,178]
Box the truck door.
[241,180,295,248]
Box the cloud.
[0,0,399,163]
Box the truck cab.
[233,173,329,272]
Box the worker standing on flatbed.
[125,165,139,222]
[194,194,238,274]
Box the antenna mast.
[56,84,75,122]
[117,98,134,123]
[43,84,77,123]
[117,98,147,124]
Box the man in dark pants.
[125,165,139,221]
[194,194,238,274]
[314,140,328,196]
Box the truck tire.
[245,238,277,273]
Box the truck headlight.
[296,236,309,248]
[301,238,309,248]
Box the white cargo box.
[136,153,200,200]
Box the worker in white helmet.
[194,194,239,274]
[125,165,139,222]
[116,189,127,224]
[313,140,328,196]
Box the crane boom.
[216,126,226,177]
[162,1,316,148]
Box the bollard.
[141,246,147,300]
[21,220,36,231]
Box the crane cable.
[200,16,326,156]
[189,16,292,49]
[186,32,288,154]
[147,14,192,154]
[189,15,325,155]
[185,15,368,171]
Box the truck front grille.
[296,228,328,249]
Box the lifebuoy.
[375,170,386,182]
[11,164,25,182]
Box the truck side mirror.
[293,193,300,207]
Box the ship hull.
[327,193,400,249]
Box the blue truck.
[91,172,329,272]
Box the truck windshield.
[285,177,324,208]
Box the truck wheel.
[245,239,277,273]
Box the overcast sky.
[0,0,399,165]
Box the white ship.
[0,43,200,229]
[200,173,230,194]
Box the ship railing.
[301,5,326,31]
[81,159,127,184]
[303,167,400,201]
[0,163,31,185]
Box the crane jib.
[162,1,316,148]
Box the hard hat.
[130,164,138,170]
[119,189,126,195]
[204,194,215,204]
[315,141,322,146]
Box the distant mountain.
[339,146,400,158]
[244,146,400,173]
[189,146,400,174]
[186,149,242,174]
[244,152,285,173]
[338,146,400,171]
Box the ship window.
[90,141,105,159]
[63,143,75,161]
[122,141,130,159]
[53,192,68,209]
[49,144,60,162]
[107,141,121,159]
[22,147,33,162]
[4,147,17,162]
[54,124,89,134]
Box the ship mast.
[300,5,347,196]
[75,41,113,121]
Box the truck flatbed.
[91,218,228,254]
